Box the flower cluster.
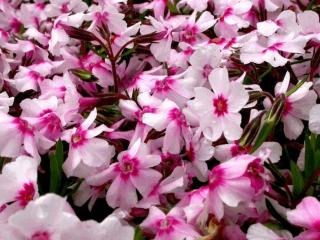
[0,0,320,239]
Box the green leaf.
[290,161,304,197]
[69,68,98,82]
[304,133,315,178]
[49,140,64,194]
[134,226,145,240]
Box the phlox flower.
[0,156,38,219]
[4,194,79,240]
[177,0,209,12]
[187,44,222,86]
[287,197,320,240]
[0,112,39,159]
[273,72,317,139]
[240,33,308,67]
[133,70,197,106]
[137,166,187,208]
[309,104,320,135]
[140,206,200,240]
[140,16,184,62]
[119,92,162,142]
[247,223,293,240]
[87,3,127,35]
[184,133,214,182]
[256,10,299,37]
[187,67,249,142]
[176,11,216,45]
[62,108,115,177]
[142,99,191,154]
[88,139,162,210]
[206,154,255,220]
[61,214,134,240]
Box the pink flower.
[247,223,293,240]
[240,33,308,67]
[274,72,317,139]
[20,96,68,152]
[134,70,197,106]
[140,16,184,62]
[287,197,320,240]
[142,99,191,154]
[178,0,209,12]
[88,139,162,209]
[187,67,249,141]
[176,11,216,45]
[257,10,299,37]
[0,156,38,216]
[184,133,214,182]
[187,44,222,86]
[309,104,320,135]
[0,112,40,159]
[206,154,255,220]
[61,215,135,240]
[87,4,127,34]
[62,108,115,177]
[137,166,187,208]
[5,194,79,240]
[140,206,200,240]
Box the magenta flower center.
[71,129,87,147]
[169,108,187,127]
[202,64,213,79]
[31,231,50,240]
[16,182,35,207]
[38,110,62,140]
[117,155,139,179]
[28,71,44,82]
[153,77,174,93]
[181,25,198,44]
[246,159,264,177]
[13,118,34,135]
[283,99,292,115]
[213,95,228,117]
[156,216,179,234]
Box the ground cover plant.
[0,0,320,239]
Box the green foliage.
[290,160,304,197]
[49,140,64,194]
[134,226,145,240]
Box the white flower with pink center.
[143,99,191,154]
[0,156,38,216]
[62,108,115,177]
[20,96,72,153]
[240,33,308,67]
[0,112,39,159]
[176,11,216,45]
[287,197,320,239]
[187,44,222,86]
[141,206,200,240]
[87,4,127,35]
[187,67,249,142]
[206,154,255,220]
[273,72,317,140]
[5,194,79,240]
[87,139,162,210]
[185,133,214,182]
[119,92,161,142]
[61,214,135,240]
[8,62,53,92]
[134,70,197,106]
